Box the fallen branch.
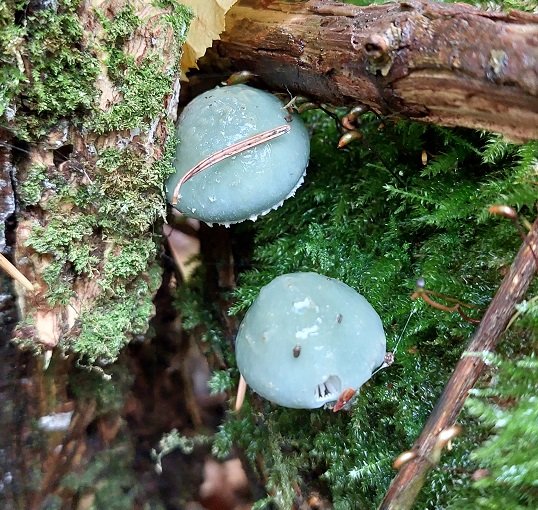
[378,217,538,510]
[216,0,538,141]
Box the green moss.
[12,0,190,362]
[60,448,140,509]
[3,0,100,139]
[449,353,538,509]
[96,4,141,45]
[90,3,191,134]
[0,1,27,116]
[92,139,175,234]
[174,103,536,508]
[25,213,98,305]
[70,268,160,364]
[18,163,47,206]
[42,261,74,305]
[101,238,157,293]
[90,52,173,134]
[69,365,133,414]
[154,0,193,49]
[26,214,96,255]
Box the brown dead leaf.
[180,0,238,76]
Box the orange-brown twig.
[411,287,481,324]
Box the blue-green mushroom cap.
[235,272,387,409]
[166,84,310,225]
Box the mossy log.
[215,0,538,142]
[10,0,189,358]
[1,1,192,506]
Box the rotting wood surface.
[216,0,538,141]
[13,0,181,350]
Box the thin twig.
[378,216,538,510]
[171,124,291,206]
[0,253,34,291]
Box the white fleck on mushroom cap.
[235,272,387,409]
[166,84,310,225]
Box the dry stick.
[171,124,291,206]
[219,0,538,142]
[0,252,34,291]
[378,217,538,510]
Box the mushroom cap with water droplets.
[235,272,386,409]
[166,84,310,226]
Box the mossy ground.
[2,0,536,507]
[173,107,537,508]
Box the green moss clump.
[449,354,538,509]
[90,52,173,134]
[90,3,191,134]
[92,142,175,234]
[2,0,100,139]
[25,213,98,305]
[71,264,161,363]
[0,1,27,116]
[18,163,48,206]
[13,1,191,362]
[101,238,157,293]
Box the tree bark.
[378,218,538,510]
[13,0,181,350]
[215,0,538,141]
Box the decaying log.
[13,0,181,350]
[216,0,538,141]
[378,218,538,510]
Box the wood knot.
[364,34,389,61]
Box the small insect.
[293,345,302,358]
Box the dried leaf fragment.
[180,0,238,75]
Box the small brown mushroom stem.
[235,374,247,412]
[171,124,291,206]
[0,253,34,291]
